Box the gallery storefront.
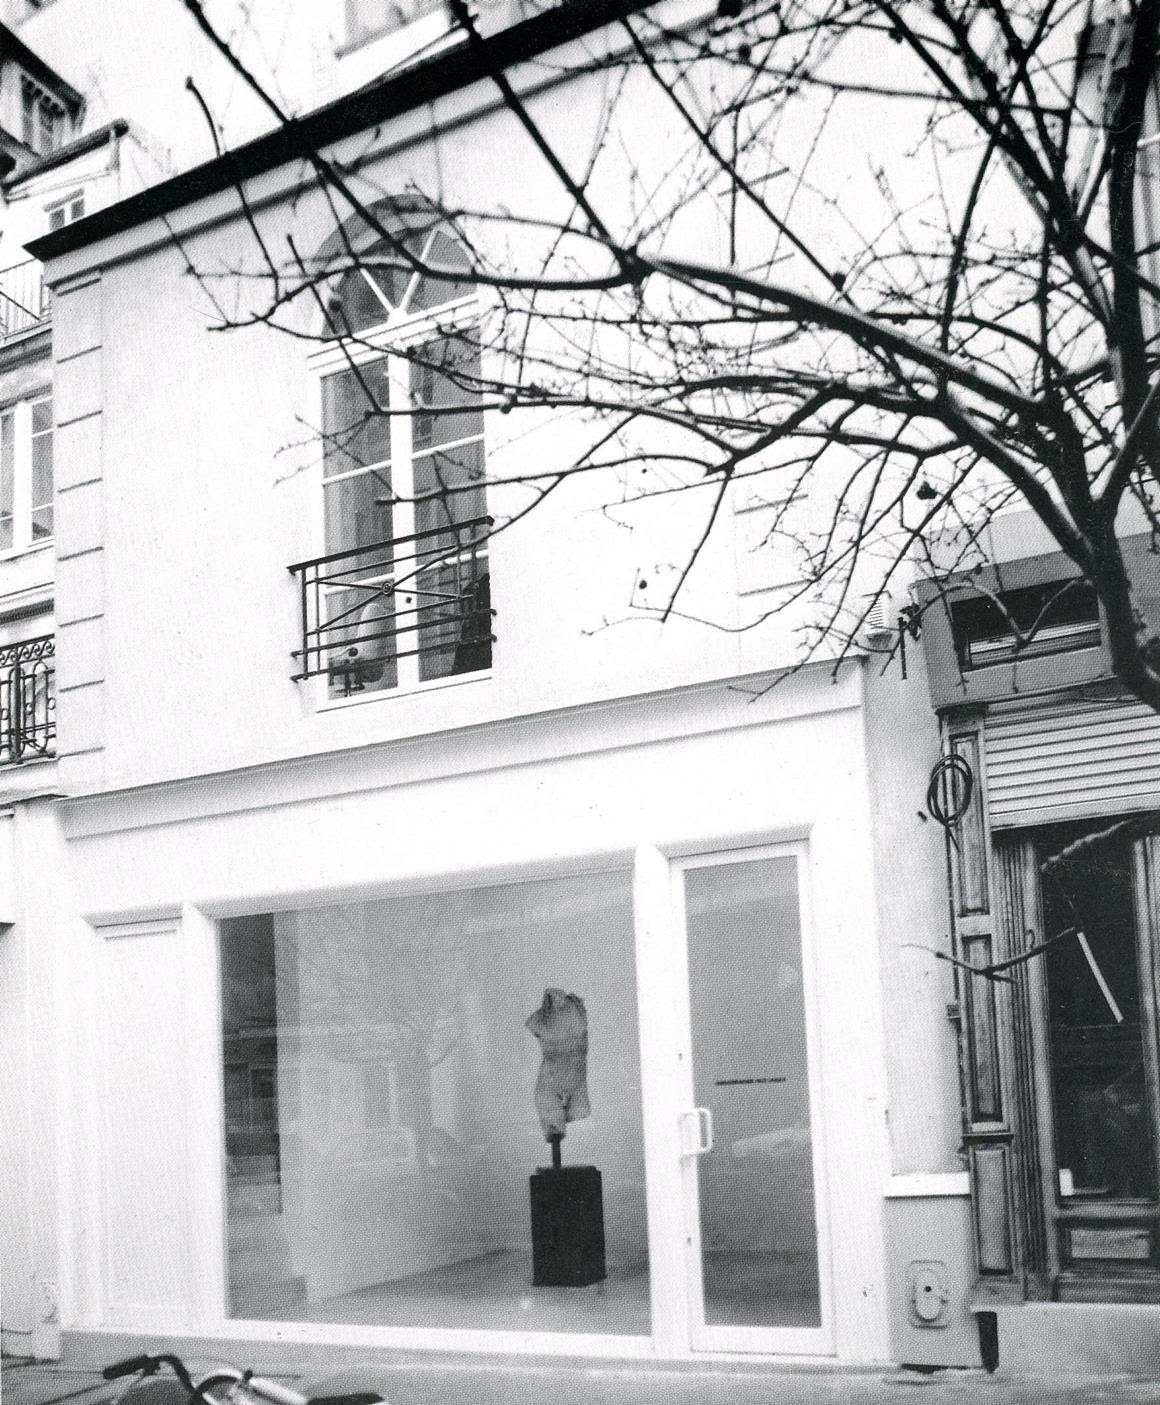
[49,667,897,1366]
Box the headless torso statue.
[526,988,590,1166]
[525,988,605,1285]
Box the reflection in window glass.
[220,872,648,1334]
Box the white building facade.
[10,0,986,1374]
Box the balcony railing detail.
[289,518,495,694]
[0,635,55,765]
[0,260,50,339]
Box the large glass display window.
[219,870,648,1335]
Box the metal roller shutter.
[985,694,1160,828]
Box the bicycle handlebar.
[244,1379,309,1405]
[100,1355,310,1405]
[102,1356,195,1390]
[103,1358,157,1382]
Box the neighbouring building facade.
[912,512,1160,1364]
[2,0,1160,1382]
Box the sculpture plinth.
[529,1163,606,1286]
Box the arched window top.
[319,201,475,338]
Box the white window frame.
[0,393,53,558]
[307,286,487,705]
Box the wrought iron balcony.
[0,635,55,765]
[290,518,495,695]
[0,260,50,339]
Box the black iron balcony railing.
[0,260,50,339]
[289,518,495,695]
[0,635,55,764]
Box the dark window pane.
[409,230,473,312]
[1040,825,1155,1200]
[413,439,486,543]
[952,579,1101,669]
[411,334,483,452]
[416,558,491,682]
[328,267,397,335]
[321,365,391,478]
[325,230,432,335]
[323,471,393,560]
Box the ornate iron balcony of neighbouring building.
[0,634,55,764]
[0,259,50,339]
[289,518,495,696]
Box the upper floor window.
[20,79,65,157]
[291,217,493,697]
[0,394,52,552]
[46,190,84,231]
[950,579,1101,671]
[343,0,444,49]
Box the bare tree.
[177,0,1160,708]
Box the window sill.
[316,667,492,713]
[0,539,53,564]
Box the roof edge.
[29,0,655,266]
[4,117,130,188]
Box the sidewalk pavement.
[4,1356,1160,1405]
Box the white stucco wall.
[41,47,849,797]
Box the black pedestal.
[529,1164,606,1286]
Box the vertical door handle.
[679,1106,715,1155]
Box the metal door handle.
[679,1106,714,1155]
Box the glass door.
[674,847,830,1353]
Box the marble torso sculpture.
[526,988,590,1141]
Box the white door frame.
[635,841,833,1357]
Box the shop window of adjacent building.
[46,190,84,231]
[1040,826,1156,1206]
[0,395,53,552]
[20,79,66,157]
[1014,821,1160,1287]
[292,220,492,697]
[218,870,649,1334]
